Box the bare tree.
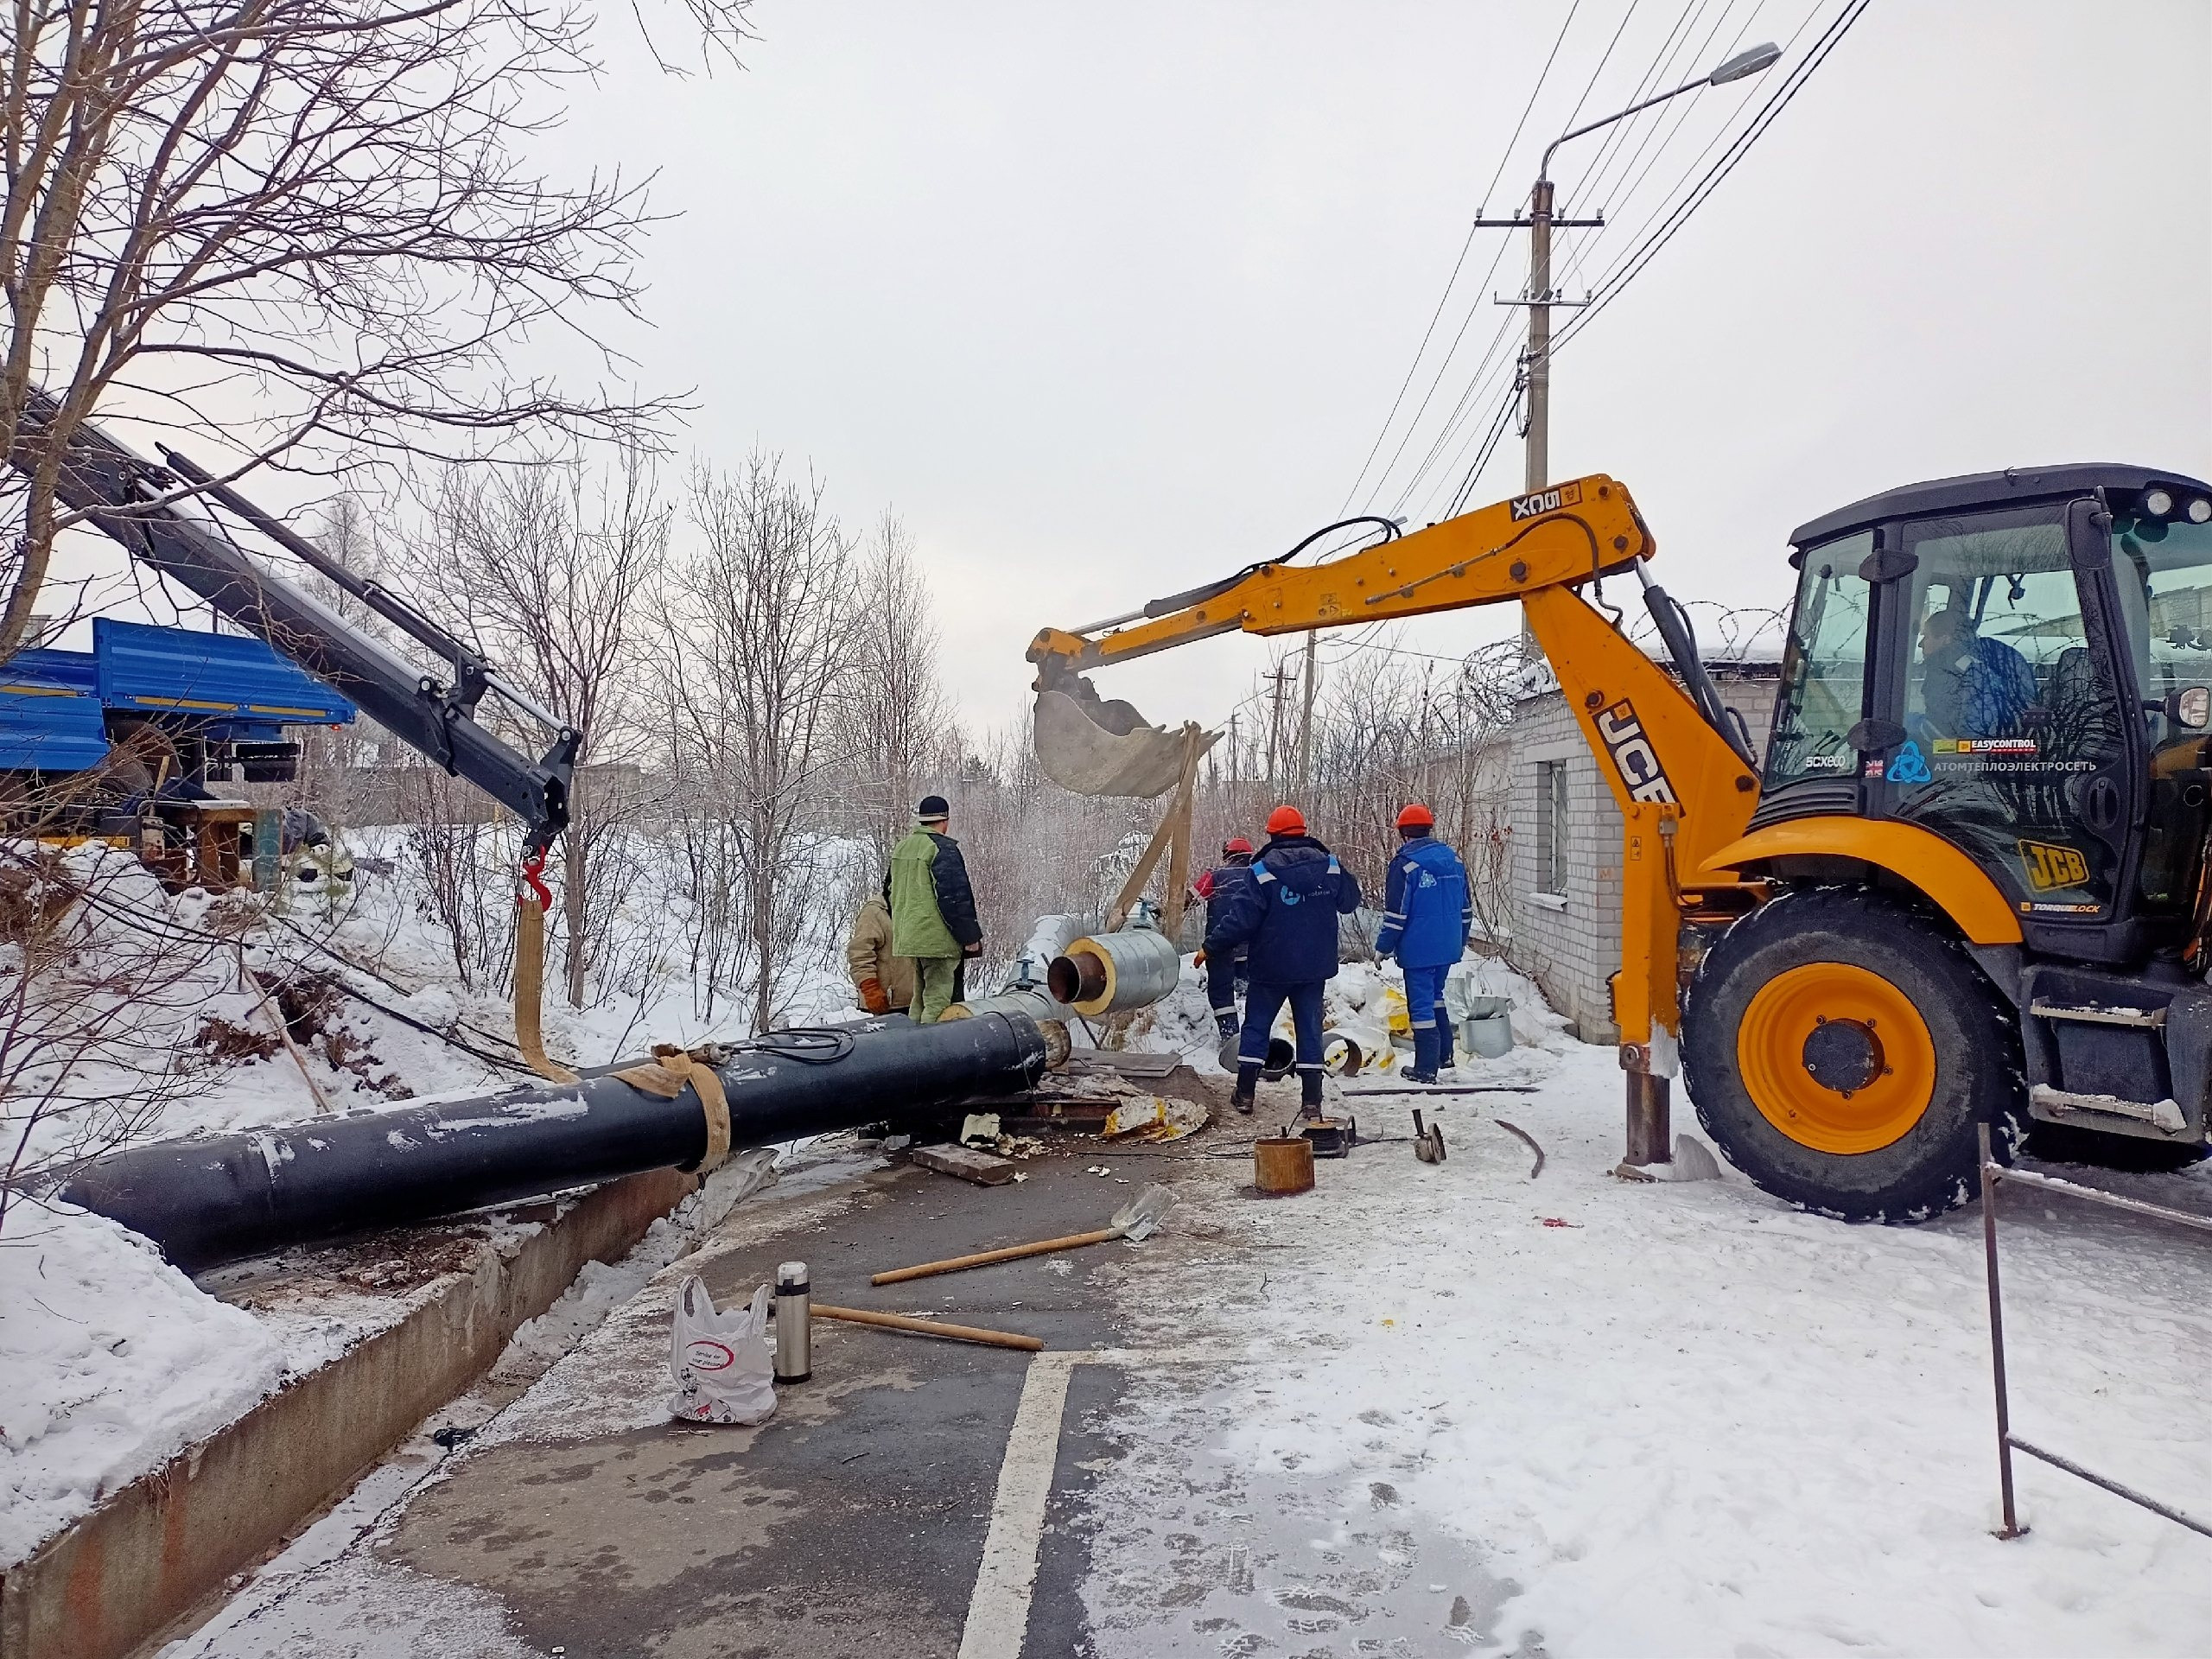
[429,446,667,1004]
[396,766,512,993]
[838,511,952,871]
[659,453,856,1034]
[0,0,755,657]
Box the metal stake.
[1979,1123,2026,1539]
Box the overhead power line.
[1555,0,1872,353]
[1339,0,1587,514]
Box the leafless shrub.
[658,453,857,1033]
[836,512,956,871]
[397,768,515,993]
[428,446,667,1005]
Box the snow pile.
[1129,949,1571,1081]
[1081,1046,2212,1656]
[492,1148,779,1376]
[0,1207,286,1565]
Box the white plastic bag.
[668,1274,777,1426]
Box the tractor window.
[2110,509,2212,912]
[1765,531,1872,789]
[1888,506,2127,918]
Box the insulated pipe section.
[57,1013,1050,1272]
[1047,927,1183,1018]
[946,992,1075,1065]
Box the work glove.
[1193,948,1207,967]
[859,978,890,1014]
[962,939,983,957]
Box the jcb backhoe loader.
[1028,467,2212,1219]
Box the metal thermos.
[774,1261,811,1383]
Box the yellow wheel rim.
[1737,963,1936,1154]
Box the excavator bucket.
[1033,677,1217,798]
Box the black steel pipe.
[56,1012,1050,1271]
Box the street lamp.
[1500,41,1783,493]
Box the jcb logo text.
[1595,700,1675,804]
[2018,838,2089,893]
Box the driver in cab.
[1917,606,2036,741]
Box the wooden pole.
[1160,725,1204,938]
[810,1304,1044,1351]
[871,1229,1119,1286]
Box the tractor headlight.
[2144,486,2176,518]
[2190,497,2212,525]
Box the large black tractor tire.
[1681,887,2024,1222]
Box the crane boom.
[10,391,577,857]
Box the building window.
[1537,760,1568,895]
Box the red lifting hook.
[518,851,553,911]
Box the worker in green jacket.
[885,793,983,1023]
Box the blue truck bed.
[0,618,354,772]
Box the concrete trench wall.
[0,1165,699,1659]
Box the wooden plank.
[1063,1048,1182,1078]
[912,1143,1019,1185]
[811,1305,1042,1351]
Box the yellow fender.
[1697,817,2023,944]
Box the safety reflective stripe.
[1382,911,1408,921]
[1252,866,1276,885]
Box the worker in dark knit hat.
[884,793,983,1023]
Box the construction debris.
[911,1143,1019,1186]
[1100,1094,1209,1142]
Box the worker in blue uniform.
[1205,804,1363,1117]
[1374,803,1472,1084]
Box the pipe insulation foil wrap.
[1047,927,1183,1018]
[57,1012,1051,1271]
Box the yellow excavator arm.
[1027,474,1766,1141]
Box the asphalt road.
[365,1141,1201,1659]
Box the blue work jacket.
[1375,835,1471,969]
[1204,834,1363,984]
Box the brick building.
[1507,658,1779,1040]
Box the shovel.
[870,1183,1179,1286]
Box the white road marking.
[956,1345,1252,1657]
[957,1350,1081,1659]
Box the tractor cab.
[1758,465,2212,970]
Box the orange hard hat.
[1265,804,1306,836]
[1223,836,1254,855]
[1396,803,1435,830]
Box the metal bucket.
[1460,995,1515,1059]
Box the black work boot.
[1233,1058,1260,1115]
[1300,1068,1325,1120]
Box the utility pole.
[1473,184,1604,499]
[1477,41,1781,499]
[1295,632,1319,805]
[1262,663,1295,803]
[1522,177,1554,495]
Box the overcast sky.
[547,0,2209,741]
[62,0,2212,749]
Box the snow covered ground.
[0,834,861,1568]
[1078,1034,2212,1656]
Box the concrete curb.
[0,1166,699,1659]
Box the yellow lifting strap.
[512,893,579,1084]
[611,1044,732,1173]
